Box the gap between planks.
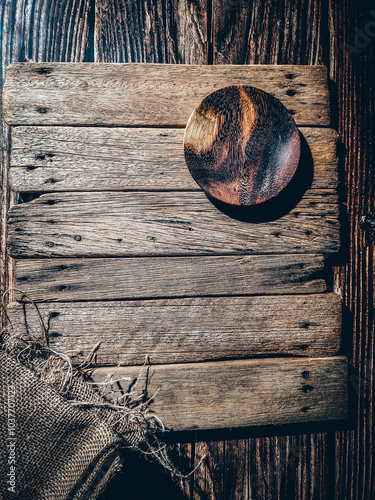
[9,126,339,192]
[2,63,330,127]
[89,356,348,431]
[7,293,342,364]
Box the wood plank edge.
[7,292,343,363]
[3,63,331,127]
[89,356,348,431]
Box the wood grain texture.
[9,126,339,193]
[95,0,208,64]
[246,433,330,499]
[213,0,327,66]
[0,4,16,327]
[90,356,348,431]
[196,435,329,500]
[7,191,340,258]
[0,0,94,331]
[7,294,342,365]
[1,1,364,499]
[192,441,225,500]
[210,1,336,499]
[2,63,331,127]
[329,0,375,498]
[14,254,328,301]
[222,440,249,499]
[95,0,367,498]
[184,85,300,206]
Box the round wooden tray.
[184,85,301,206]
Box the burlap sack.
[1,351,126,499]
[0,317,175,499]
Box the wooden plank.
[95,0,208,64]
[7,293,342,364]
[9,126,339,192]
[14,253,328,301]
[330,1,375,498]
[7,191,340,258]
[2,63,330,127]
[89,356,348,431]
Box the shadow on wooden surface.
[98,414,354,500]
[163,414,356,448]
[99,450,191,500]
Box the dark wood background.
[0,0,374,498]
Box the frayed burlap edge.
[1,289,196,499]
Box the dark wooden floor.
[0,1,374,498]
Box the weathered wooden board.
[3,60,344,438]
[0,0,363,497]
[9,126,339,192]
[95,0,209,65]
[14,254,327,301]
[90,356,348,431]
[7,191,339,258]
[8,294,342,364]
[2,63,330,127]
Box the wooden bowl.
[184,85,301,206]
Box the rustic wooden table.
[0,1,373,499]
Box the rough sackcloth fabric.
[0,322,166,500]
